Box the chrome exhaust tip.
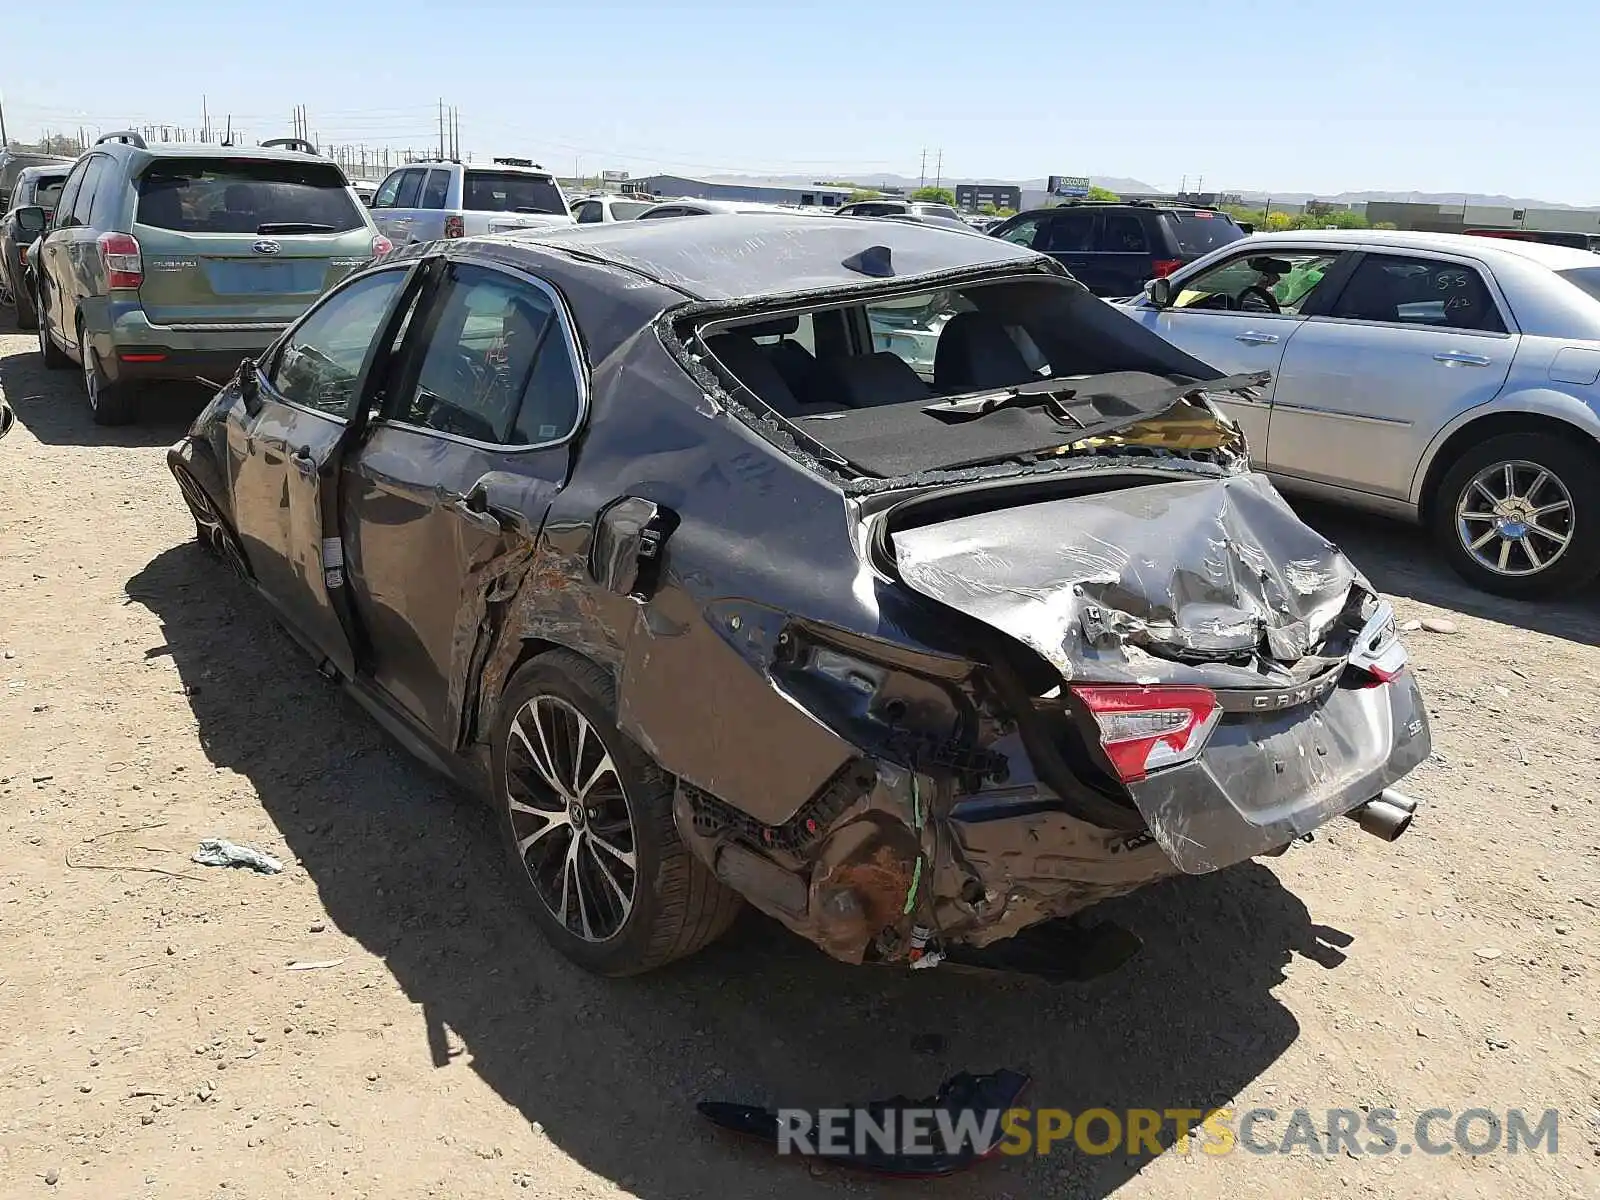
[1344,796,1414,842]
[1378,787,1419,815]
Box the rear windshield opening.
[463,170,565,215]
[1165,211,1246,257]
[136,159,365,235]
[694,276,1242,480]
[36,181,66,210]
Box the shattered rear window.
[697,276,1246,481]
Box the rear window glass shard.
[695,276,1253,481]
[463,170,565,215]
[136,158,365,234]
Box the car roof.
[400,159,555,176]
[1246,227,1599,270]
[490,212,1045,301]
[18,164,72,180]
[104,142,337,165]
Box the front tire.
[172,464,250,579]
[1432,432,1600,598]
[490,650,740,976]
[82,336,139,426]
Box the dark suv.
[990,202,1246,297]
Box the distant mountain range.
[700,173,1592,210]
[1232,190,1588,210]
[701,172,1159,194]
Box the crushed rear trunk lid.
[889,471,1431,873]
[890,472,1357,689]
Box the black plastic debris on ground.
[697,1068,1031,1177]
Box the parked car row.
[5,137,1596,607]
[166,213,1431,978]
[0,161,71,326]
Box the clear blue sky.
[5,0,1597,202]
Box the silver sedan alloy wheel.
[505,695,638,942]
[1455,458,1575,577]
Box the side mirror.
[13,205,47,238]
[1145,276,1173,307]
[239,359,262,414]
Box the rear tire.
[489,650,740,976]
[1432,431,1600,599]
[37,298,69,368]
[81,335,139,426]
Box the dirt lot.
[1,329,1597,1200]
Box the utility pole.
[0,91,8,148]
[935,149,943,191]
[438,99,445,160]
[202,94,209,142]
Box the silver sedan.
[1119,229,1600,598]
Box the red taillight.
[443,214,464,239]
[1071,685,1221,784]
[97,232,142,289]
[1151,258,1183,278]
[371,233,394,259]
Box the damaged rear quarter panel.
[476,316,964,827]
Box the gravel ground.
[1,329,1597,1199]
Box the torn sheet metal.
[891,472,1357,688]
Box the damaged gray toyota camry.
[168,214,1430,978]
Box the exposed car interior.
[696,276,1241,477]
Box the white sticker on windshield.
[321,537,344,569]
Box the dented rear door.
[341,260,580,746]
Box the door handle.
[1433,351,1492,367]
[1234,331,1280,345]
[451,495,504,535]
